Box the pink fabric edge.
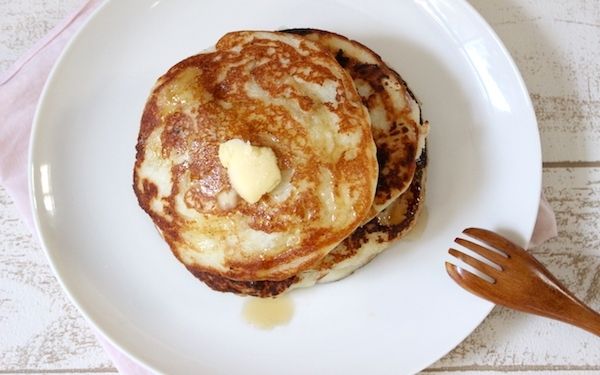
[96,333,154,375]
[0,0,94,85]
[529,193,558,248]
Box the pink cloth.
[0,1,151,373]
[529,196,558,248]
[0,1,558,373]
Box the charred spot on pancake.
[417,143,428,168]
[375,146,392,202]
[161,112,194,156]
[279,28,314,36]
[352,63,388,92]
[402,143,416,167]
[388,122,400,137]
[335,49,351,68]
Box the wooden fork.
[446,227,600,336]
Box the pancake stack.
[134,29,429,297]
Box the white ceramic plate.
[30,0,541,373]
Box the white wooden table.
[1,0,599,373]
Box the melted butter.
[403,207,428,241]
[377,200,407,226]
[377,202,428,240]
[157,67,202,115]
[243,296,294,329]
[218,139,281,204]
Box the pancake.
[194,30,429,297]
[284,29,428,218]
[134,31,378,282]
[197,152,427,297]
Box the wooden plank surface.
[1,0,599,374]
[470,0,600,163]
[430,169,600,371]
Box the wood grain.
[469,0,600,163]
[428,168,600,371]
[448,227,600,336]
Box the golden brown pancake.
[134,31,378,282]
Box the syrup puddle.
[243,295,294,329]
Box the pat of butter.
[218,139,282,204]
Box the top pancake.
[134,31,378,281]
[285,29,428,217]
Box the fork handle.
[554,297,600,336]
[503,290,600,336]
[516,274,600,337]
[531,259,600,337]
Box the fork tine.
[445,262,496,300]
[448,248,501,277]
[463,227,524,256]
[455,237,508,265]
